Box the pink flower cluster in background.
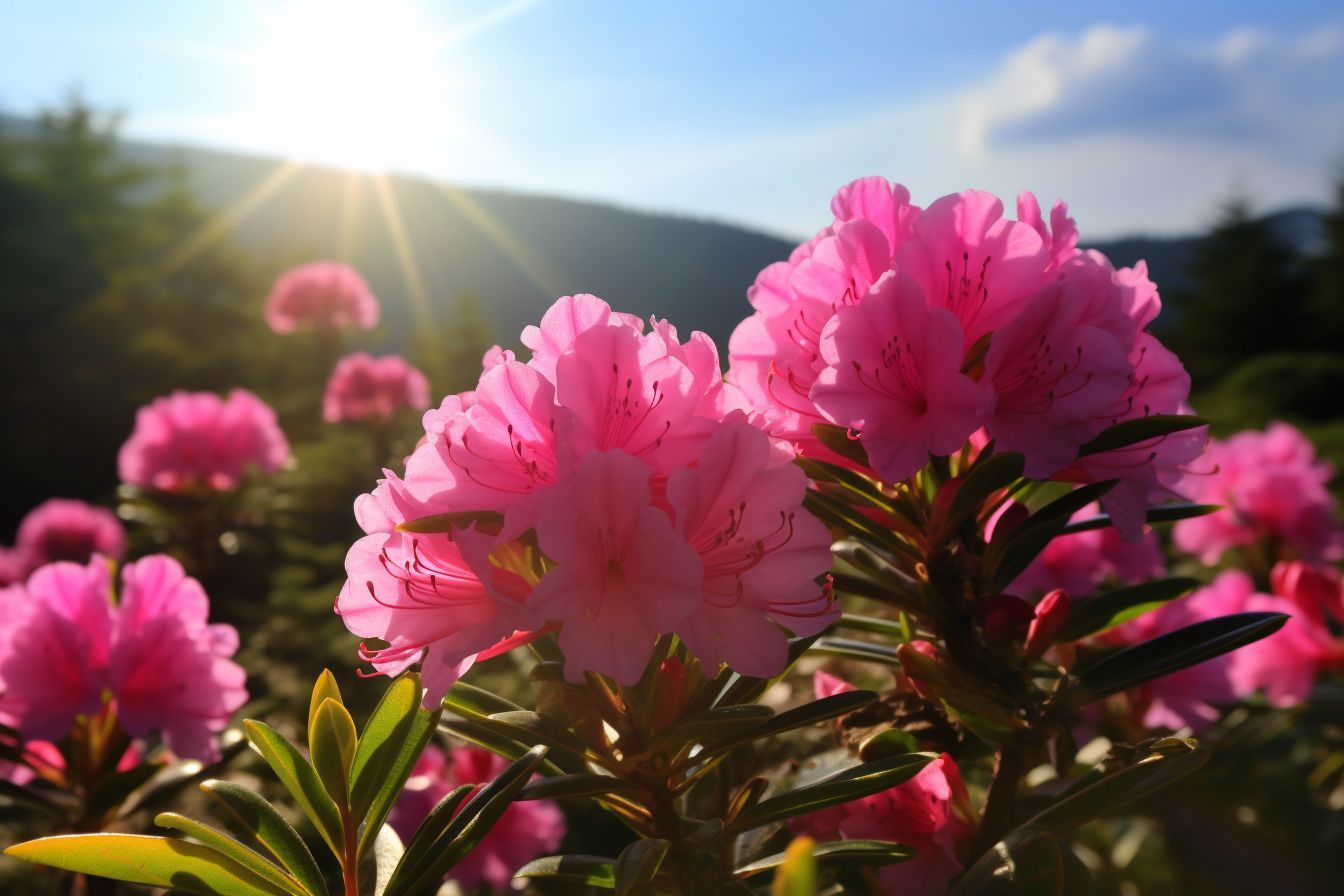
[338,295,836,697]
[0,555,246,759]
[322,352,431,423]
[264,261,379,333]
[1009,503,1164,599]
[0,498,125,586]
[389,744,565,891]
[118,389,290,492]
[1174,421,1342,564]
[727,177,1203,535]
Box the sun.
[245,0,457,172]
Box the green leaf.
[0,779,64,815]
[651,704,775,753]
[701,690,879,756]
[154,813,310,896]
[615,838,669,895]
[1078,612,1289,698]
[834,613,909,639]
[442,680,528,720]
[728,753,935,833]
[857,729,920,761]
[515,854,617,887]
[201,780,327,896]
[805,489,922,562]
[1076,414,1207,458]
[1060,578,1201,642]
[811,422,870,468]
[385,783,474,891]
[386,745,550,896]
[481,710,597,763]
[309,698,357,808]
[794,456,908,520]
[243,720,343,858]
[1059,502,1221,535]
[809,637,902,666]
[4,834,295,896]
[1026,743,1208,833]
[350,673,421,820]
[307,670,344,739]
[771,837,817,896]
[438,718,573,777]
[949,824,1064,896]
[358,699,440,858]
[735,838,916,879]
[518,773,642,802]
[396,510,503,533]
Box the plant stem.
[342,809,360,896]
[975,738,1026,855]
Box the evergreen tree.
[1309,168,1344,348]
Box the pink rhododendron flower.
[265,261,379,333]
[1174,422,1342,564]
[390,744,565,892]
[812,273,990,482]
[791,752,975,896]
[14,498,125,569]
[323,352,431,423]
[530,450,704,684]
[337,473,541,703]
[0,556,244,758]
[729,176,1200,536]
[118,389,291,492]
[339,294,839,686]
[666,422,836,677]
[0,547,27,586]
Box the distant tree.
[1309,167,1344,348]
[411,289,495,400]
[1169,195,1308,387]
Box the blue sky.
[2,0,1342,239]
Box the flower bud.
[980,594,1034,643]
[1024,589,1070,662]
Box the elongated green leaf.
[1060,578,1201,642]
[201,780,327,896]
[1027,744,1207,833]
[1076,414,1207,458]
[309,698,357,808]
[794,456,909,522]
[438,718,574,776]
[652,704,774,752]
[805,489,921,562]
[307,670,343,739]
[0,779,63,814]
[358,700,440,858]
[243,721,343,857]
[154,813,309,896]
[701,690,878,756]
[518,773,641,802]
[729,753,935,833]
[349,673,422,819]
[834,613,909,639]
[1078,612,1289,698]
[515,854,617,887]
[812,422,870,468]
[809,637,902,666]
[615,838,669,895]
[1060,502,1220,535]
[442,681,527,720]
[386,746,549,896]
[385,783,474,892]
[948,824,1064,896]
[735,839,916,878]
[397,510,503,533]
[482,710,597,762]
[4,834,295,896]
[857,729,920,761]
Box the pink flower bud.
[980,594,1034,643]
[1024,589,1070,662]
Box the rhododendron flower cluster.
[118,388,290,492]
[322,351,431,423]
[0,555,246,759]
[1174,421,1343,564]
[339,295,836,694]
[264,260,379,333]
[389,744,565,891]
[728,177,1203,535]
[0,498,125,584]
